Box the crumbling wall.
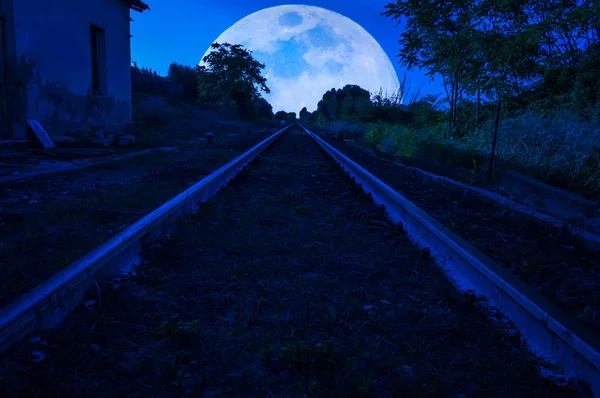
[13,0,134,138]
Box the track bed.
[0,129,584,397]
[0,131,272,308]
[324,139,600,332]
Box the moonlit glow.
[201,4,400,113]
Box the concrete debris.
[94,129,105,140]
[52,136,76,145]
[539,366,572,387]
[29,351,46,363]
[54,128,135,149]
[116,134,135,148]
[92,138,111,148]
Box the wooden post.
[488,99,501,179]
[475,88,480,132]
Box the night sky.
[130,0,445,100]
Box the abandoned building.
[0,0,149,142]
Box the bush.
[361,110,600,198]
[326,121,367,140]
[364,123,417,157]
[489,110,600,196]
[132,96,175,128]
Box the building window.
[90,24,107,96]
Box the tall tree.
[254,97,274,121]
[275,111,288,122]
[384,0,546,173]
[383,0,480,133]
[198,42,270,119]
[315,85,374,123]
[299,107,310,123]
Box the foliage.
[489,110,600,195]
[275,111,297,123]
[361,111,600,198]
[377,0,600,196]
[198,42,272,120]
[132,64,157,77]
[167,63,198,102]
[300,84,413,127]
[254,97,275,123]
[315,85,373,123]
[383,0,600,123]
[405,94,447,129]
[370,88,412,124]
[299,107,310,123]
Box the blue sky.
[130,0,444,101]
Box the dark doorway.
[90,24,107,96]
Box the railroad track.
[0,130,276,309]
[0,125,598,396]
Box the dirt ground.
[322,138,600,333]
[0,129,589,397]
[0,130,275,308]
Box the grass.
[132,93,280,149]
[315,109,600,200]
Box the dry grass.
[356,110,600,199]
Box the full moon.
[200,4,400,113]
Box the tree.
[383,0,548,174]
[314,85,375,123]
[316,88,340,122]
[198,42,270,120]
[383,1,481,132]
[370,87,412,124]
[167,63,198,101]
[299,107,310,123]
[275,111,288,122]
[254,97,274,121]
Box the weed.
[157,314,203,346]
[295,204,311,215]
[283,190,296,201]
[359,110,600,198]
[521,260,542,275]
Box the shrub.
[489,110,600,195]
[361,110,600,198]
[364,123,417,157]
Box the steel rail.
[0,125,292,354]
[301,124,600,397]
